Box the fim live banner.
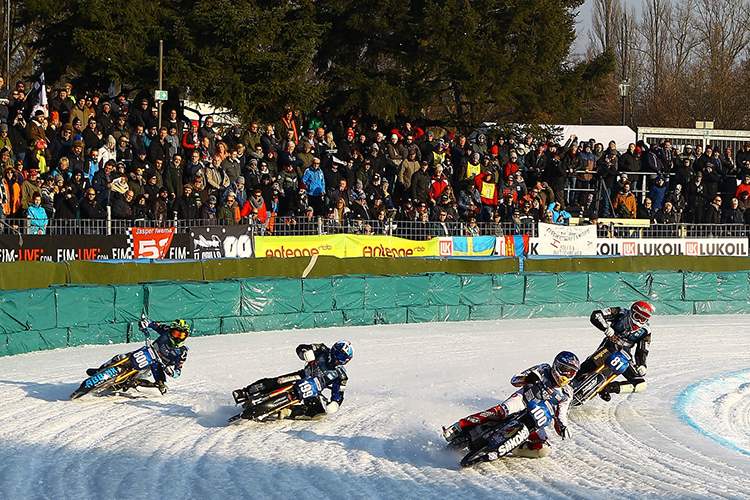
[0,231,190,262]
[190,226,255,259]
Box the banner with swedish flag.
[451,236,496,256]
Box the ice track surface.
[1,316,750,500]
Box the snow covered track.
[1,316,749,499]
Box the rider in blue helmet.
[233,340,352,419]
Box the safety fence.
[1,270,748,357]
[6,215,750,240]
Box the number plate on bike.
[131,346,156,370]
[296,377,323,399]
[605,351,630,375]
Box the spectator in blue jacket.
[302,157,325,215]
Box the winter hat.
[50,111,59,121]
[0,124,7,132]
[208,195,217,203]
[355,180,363,189]
[675,184,682,191]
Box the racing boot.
[233,389,250,405]
[598,387,612,402]
[443,422,463,443]
[155,380,168,395]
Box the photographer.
[595,151,618,217]
[10,109,29,164]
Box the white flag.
[36,73,48,108]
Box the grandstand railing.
[2,216,748,240]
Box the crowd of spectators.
[1,79,750,238]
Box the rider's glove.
[604,326,614,338]
[525,371,541,386]
[139,318,150,330]
[555,420,570,440]
[302,349,315,362]
[636,364,647,376]
[325,401,339,414]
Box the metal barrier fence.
[3,216,749,241]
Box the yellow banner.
[344,235,440,258]
[255,235,347,258]
[255,235,441,258]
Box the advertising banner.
[255,235,346,258]
[618,238,749,257]
[255,235,442,258]
[0,233,190,262]
[527,237,749,257]
[189,226,255,259]
[344,235,440,258]
[537,223,597,256]
[131,227,176,259]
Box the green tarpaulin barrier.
[524,273,559,305]
[460,275,494,306]
[374,307,408,324]
[248,313,308,331]
[342,309,376,327]
[716,273,749,301]
[332,276,366,310]
[192,317,223,337]
[557,273,589,303]
[653,301,694,315]
[502,302,599,319]
[395,275,431,307]
[38,328,69,350]
[0,335,8,356]
[53,285,115,328]
[649,272,684,302]
[694,300,750,314]
[221,317,254,335]
[312,311,344,328]
[113,285,146,323]
[0,290,29,333]
[302,278,334,313]
[588,273,650,302]
[428,273,462,306]
[7,330,48,354]
[364,276,398,310]
[492,273,525,304]
[146,281,242,321]
[27,288,56,331]
[239,278,303,316]
[683,272,719,302]
[407,305,471,323]
[469,304,505,321]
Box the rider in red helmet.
[579,301,653,400]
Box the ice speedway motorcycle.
[570,344,644,407]
[70,320,166,400]
[448,382,563,468]
[229,362,328,423]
